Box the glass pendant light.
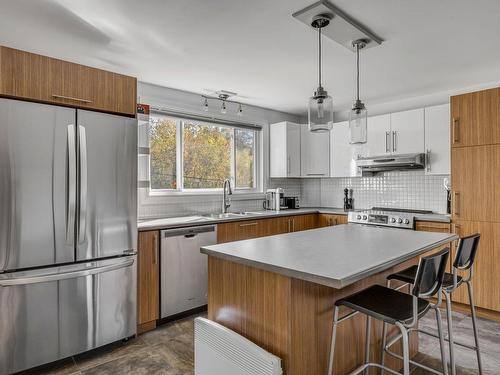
[308,15,333,133]
[349,39,368,144]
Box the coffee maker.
[263,188,284,211]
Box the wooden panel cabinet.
[451,221,500,311]
[290,214,318,232]
[137,230,160,332]
[451,145,500,222]
[451,88,500,148]
[0,46,136,116]
[217,218,274,243]
[318,214,348,227]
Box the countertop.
[201,225,457,289]
[138,207,451,231]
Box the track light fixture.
[200,91,243,116]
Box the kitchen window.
[149,113,261,194]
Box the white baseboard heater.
[194,317,282,375]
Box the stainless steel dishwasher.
[160,225,217,319]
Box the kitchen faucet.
[222,178,232,213]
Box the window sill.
[141,190,265,204]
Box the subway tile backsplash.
[138,173,448,219]
[303,171,449,213]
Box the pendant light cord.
[318,26,322,87]
[356,43,360,101]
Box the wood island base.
[207,255,427,375]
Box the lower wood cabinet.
[137,230,160,333]
[451,220,500,312]
[217,214,319,243]
[318,214,348,227]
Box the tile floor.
[19,310,499,375]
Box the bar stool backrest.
[453,233,480,270]
[412,248,450,298]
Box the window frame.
[148,113,262,196]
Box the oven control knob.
[404,219,410,225]
[362,215,368,220]
[357,215,362,220]
[391,218,396,223]
[397,218,403,224]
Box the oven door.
[0,256,136,374]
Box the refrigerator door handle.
[0,256,135,287]
[67,124,77,245]
[78,125,88,244]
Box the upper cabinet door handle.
[392,131,397,152]
[385,131,390,153]
[53,94,92,103]
[426,149,431,172]
[452,118,460,144]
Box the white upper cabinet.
[365,114,391,156]
[390,108,425,154]
[301,125,330,177]
[330,121,362,177]
[270,122,301,178]
[424,103,450,175]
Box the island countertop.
[201,224,457,289]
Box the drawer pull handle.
[52,94,92,103]
[452,118,460,144]
[452,191,460,216]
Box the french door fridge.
[0,98,137,374]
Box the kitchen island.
[201,224,457,375]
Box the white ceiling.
[1,0,500,115]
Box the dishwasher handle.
[161,225,216,238]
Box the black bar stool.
[327,248,450,375]
[384,234,482,375]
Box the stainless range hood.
[356,153,426,175]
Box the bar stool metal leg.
[466,281,483,374]
[395,322,410,375]
[328,306,340,375]
[364,316,371,375]
[444,292,456,375]
[435,306,449,375]
[380,279,390,375]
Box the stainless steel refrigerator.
[0,98,137,374]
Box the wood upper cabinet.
[451,145,500,222]
[318,214,348,227]
[137,230,159,329]
[451,221,500,311]
[451,88,500,148]
[0,46,136,116]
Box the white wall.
[137,82,301,219]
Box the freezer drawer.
[0,256,136,375]
[161,225,216,319]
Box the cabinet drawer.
[0,46,136,116]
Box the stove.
[347,207,433,230]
